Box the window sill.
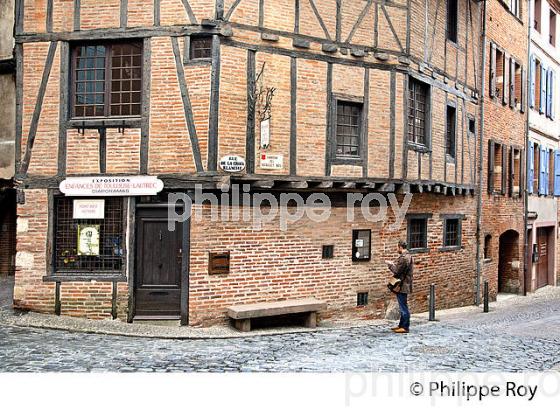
[43,274,127,282]
[438,245,463,252]
[408,142,431,154]
[68,117,142,129]
[352,258,371,262]
[408,247,429,254]
[446,154,456,164]
[446,39,461,51]
[332,156,363,166]
[184,58,212,66]
[483,258,492,264]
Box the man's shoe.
[391,326,401,331]
[393,328,409,334]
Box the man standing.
[385,240,414,334]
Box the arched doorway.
[498,230,520,294]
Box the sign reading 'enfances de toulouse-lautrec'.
[59,176,164,197]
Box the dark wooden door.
[135,208,182,317]
[537,229,549,289]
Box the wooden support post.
[235,318,251,332]
[55,281,61,316]
[304,312,317,328]
[111,281,118,320]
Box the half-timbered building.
[12,0,515,326]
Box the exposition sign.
[60,176,164,197]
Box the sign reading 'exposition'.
[60,176,164,197]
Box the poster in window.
[77,224,100,256]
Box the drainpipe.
[523,1,532,296]
[475,0,488,306]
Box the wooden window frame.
[322,245,334,259]
[445,103,457,161]
[509,146,523,198]
[407,77,431,149]
[441,215,463,251]
[51,196,126,279]
[535,0,542,32]
[406,214,431,253]
[332,97,364,162]
[467,116,476,137]
[446,0,458,43]
[70,41,143,119]
[487,140,507,195]
[550,9,557,47]
[483,234,492,261]
[533,142,540,195]
[356,292,369,307]
[184,35,214,65]
[499,0,521,20]
[548,147,555,196]
[352,229,371,262]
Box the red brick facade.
[480,0,528,299]
[11,0,530,325]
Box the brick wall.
[189,194,477,325]
[480,0,528,299]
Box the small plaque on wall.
[219,156,246,172]
[73,199,105,219]
[260,153,283,170]
[260,118,270,149]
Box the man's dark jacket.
[389,250,414,294]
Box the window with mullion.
[443,218,461,248]
[335,101,362,158]
[190,37,212,60]
[72,42,142,118]
[53,197,125,274]
[408,78,429,146]
[446,105,456,159]
[408,217,428,250]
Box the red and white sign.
[260,153,284,170]
[60,176,164,197]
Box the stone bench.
[227,298,327,332]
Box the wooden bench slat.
[227,298,327,319]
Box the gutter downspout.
[523,0,532,296]
[475,0,488,306]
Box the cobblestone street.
[1,275,560,372]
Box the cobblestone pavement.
[1,275,560,372]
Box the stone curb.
[0,310,409,340]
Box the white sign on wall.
[260,118,271,149]
[60,176,164,197]
[260,153,284,170]
[219,155,246,173]
[73,199,105,219]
